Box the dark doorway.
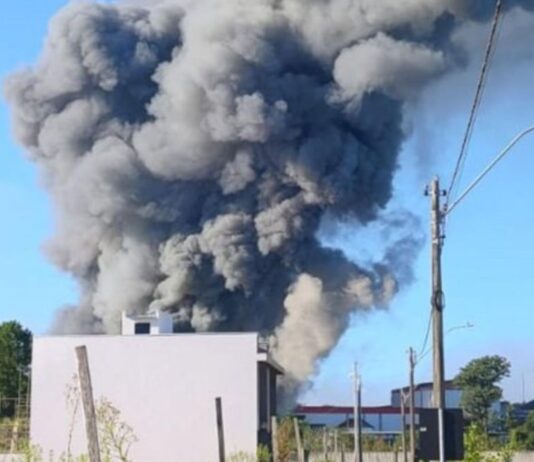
[134,322,151,334]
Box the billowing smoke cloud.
[5,0,532,394]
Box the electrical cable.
[446,0,504,208]
[418,308,432,359]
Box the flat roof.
[257,352,284,375]
[35,331,260,338]
[34,332,284,374]
[391,380,459,393]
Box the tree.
[454,355,511,429]
[0,321,32,417]
[511,411,534,450]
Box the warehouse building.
[296,381,505,436]
[294,404,410,435]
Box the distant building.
[294,405,414,437]
[31,312,283,462]
[391,381,504,418]
[391,381,462,409]
[296,380,505,435]
[510,400,534,424]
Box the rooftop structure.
[121,310,174,335]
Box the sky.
[1,1,533,407]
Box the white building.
[31,313,282,462]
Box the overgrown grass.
[227,444,270,462]
[0,416,30,453]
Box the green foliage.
[225,451,255,462]
[256,444,271,462]
[511,411,534,450]
[227,445,271,462]
[96,397,138,462]
[362,435,400,452]
[0,415,30,452]
[465,425,484,462]
[0,321,32,417]
[273,415,402,461]
[464,423,514,462]
[22,378,137,462]
[22,444,88,462]
[300,423,328,452]
[454,355,511,428]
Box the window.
[134,322,151,334]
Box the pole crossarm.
[446,125,534,216]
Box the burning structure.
[5,0,534,398]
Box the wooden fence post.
[322,427,328,460]
[215,397,226,462]
[293,417,304,462]
[75,346,101,462]
[271,416,279,462]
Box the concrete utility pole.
[409,348,416,462]
[425,126,534,462]
[353,363,363,462]
[427,177,446,462]
[400,391,407,462]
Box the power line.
[419,308,432,358]
[446,125,534,215]
[446,0,504,207]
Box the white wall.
[31,333,259,462]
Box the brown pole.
[215,397,226,462]
[353,363,363,462]
[293,417,304,462]
[400,391,407,462]
[75,346,101,462]
[409,348,416,462]
[323,427,328,460]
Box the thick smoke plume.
[5,0,532,394]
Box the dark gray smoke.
[5,0,532,390]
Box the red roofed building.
[293,404,418,435]
[294,381,506,435]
